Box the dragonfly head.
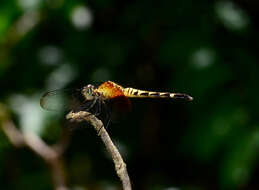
[82,84,95,100]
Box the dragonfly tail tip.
[188,95,193,101]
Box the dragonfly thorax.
[82,84,95,100]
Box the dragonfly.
[40,81,193,126]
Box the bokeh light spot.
[38,45,63,65]
[71,6,93,30]
[164,187,180,190]
[215,1,250,31]
[46,64,77,89]
[190,48,215,69]
[9,94,47,135]
[17,0,42,11]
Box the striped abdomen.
[123,88,193,101]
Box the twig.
[0,104,68,190]
[66,111,132,190]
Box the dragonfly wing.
[40,89,87,111]
[41,90,68,111]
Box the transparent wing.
[41,89,71,111]
[40,89,88,112]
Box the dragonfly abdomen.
[123,88,193,101]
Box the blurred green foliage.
[0,0,259,190]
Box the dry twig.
[0,104,68,190]
[66,111,132,190]
[0,103,132,190]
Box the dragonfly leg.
[93,98,102,117]
[97,99,111,135]
[84,97,98,112]
[105,102,112,129]
[68,97,98,129]
[102,99,112,129]
[96,99,105,134]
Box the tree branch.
[0,104,68,190]
[66,111,132,190]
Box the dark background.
[0,0,259,189]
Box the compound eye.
[83,86,94,100]
[87,84,95,89]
